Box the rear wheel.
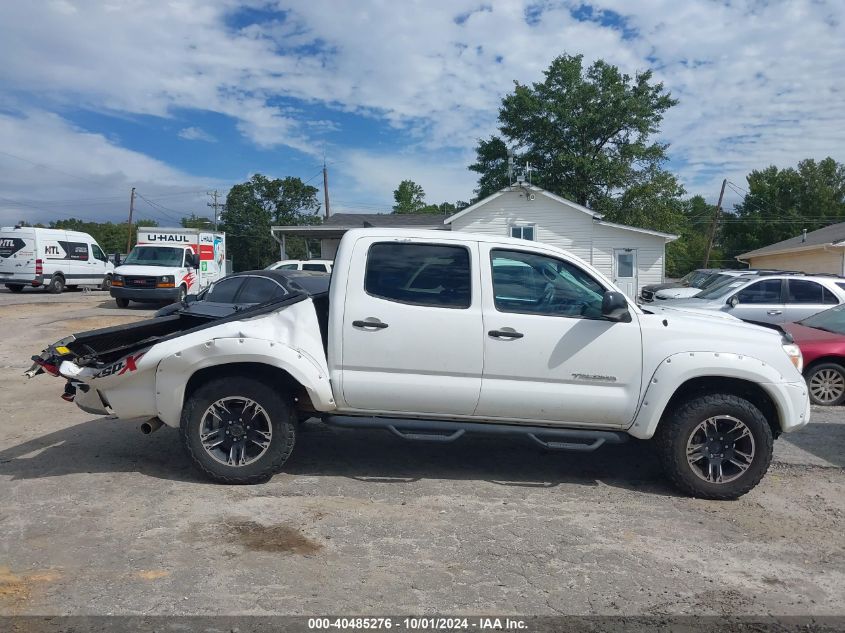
[178,284,187,303]
[5,284,24,293]
[115,297,130,308]
[655,393,773,500]
[47,274,65,294]
[805,362,845,406]
[180,376,296,484]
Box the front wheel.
[101,275,113,291]
[805,362,845,406]
[180,376,296,484]
[115,297,130,308]
[655,393,773,500]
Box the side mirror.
[728,295,739,308]
[602,290,632,323]
[191,254,200,269]
[112,253,122,266]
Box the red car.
[783,304,845,406]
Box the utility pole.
[703,178,727,267]
[322,160,331,218]
[207,190,222,230]
[125,186,135,254]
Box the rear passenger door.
[727,278,785,323]
[338,237,483,415]
[784,279,840,322]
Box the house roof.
[443,184,678,241]
[323,213,447,228]
[737,221,845,260]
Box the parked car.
[658,273,845,325]
[265,259,333,273]
[0,225,114,293]
[639,268,718,303]
[783,304,845,405]
[653,270,755,301]
[29,228,810,499]
[155,269,331,319]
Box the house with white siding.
[445,184,678,298]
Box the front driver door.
[475,246,643,428]
[727,278,785,324]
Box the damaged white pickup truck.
[28,229,810,499]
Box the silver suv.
[655,273,845,324]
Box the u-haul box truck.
[110,228,225,307]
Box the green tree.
[180,213,213,229]
[722,158,845,260]
[393,180,427,214]
[220,174,321,271]
[469,53,682,232]
[50,218,158,254]
[663,195,722,277]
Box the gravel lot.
[0,289,843,616]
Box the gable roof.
[444,184,677,241]
[737,221,845,260]
[324,213,446,228]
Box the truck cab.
[31,229,810,499]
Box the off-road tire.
[180,376,296,484]
[5,284,24,293]
[47,274,65,294]
[805,362,845,406]
[655,393,774,500]
[115,297,130,308]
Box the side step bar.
[323,415,628,452]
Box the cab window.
[490,249,605,318]
[91,244,108,262]
[365,242,471,309]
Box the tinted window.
[58,241,89,261]
[302,263,328,272]
[206,277,245,303]
[787,280,834,304]
[237,277,287,304]
[491,249,605,318]
[365,242,471,308]
[736,279,782,304]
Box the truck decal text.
[95,352,145,378]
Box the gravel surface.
[0,290,843,616]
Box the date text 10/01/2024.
[307,618,528,630]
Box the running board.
[323,415,628,452]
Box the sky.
[0,0,843,226]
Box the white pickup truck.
[28,229,810,499]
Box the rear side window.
[206,277,245,303]
[736,279,782,304]
[302,263,328,272]
[365,242,471,308]
[787,280,838,304]
[237,277,287,304]
[277,263,298,270]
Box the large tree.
[393,180,426,214]
[721,157,845,260]
[220,174,321,271]
[469,54,683,234]
[51,218,158,254]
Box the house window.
[510,224,535,241]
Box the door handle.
[767,310,783,316]
[352,319,389,329]
[488,329,524,339]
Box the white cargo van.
[0,225,114,293]
[111,227,225,307]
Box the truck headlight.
[782,343,803,373]
[112,274,123,287]
[158,275,173,283]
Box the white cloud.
[177,126,217,142]
[0,0,843,206]
[0,110,215,225]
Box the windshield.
[695,277,751,300]
[123,246,185,267]
[799,304,845,334]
